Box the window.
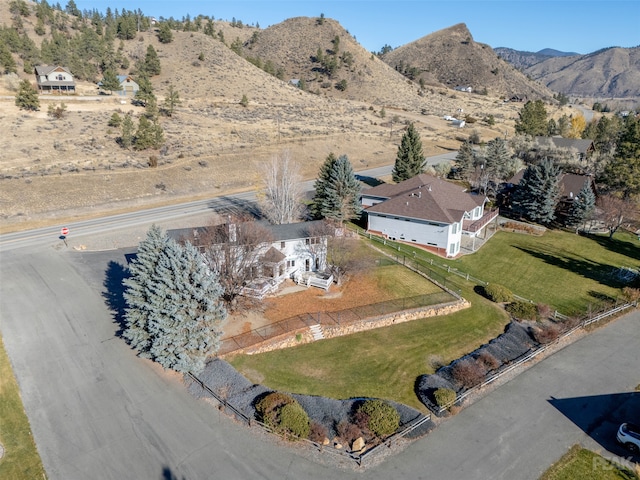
[280,241,285,249]
[451,222,459,234]
[56,74,64,81]
[286,260,296,268]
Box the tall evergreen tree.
[453,139,475,181]
[319,154,362,223]
[157,22,173,43]
[134,76,154,106]
[515,100,548,136]
[15,79,40,111]
[120,113,134,148]
[100,69,121,94]
[511,158,562,224]
[602,115,640,198]
[123,226,226,373]
[162,84,181,117]
[0,42,17,73]
[311,152,338,219]
[392,123,426,183]
[567,180,596,227]
[142,44,161,76]
[484,137,513,182]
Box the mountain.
[240,16,432,108]
[524,46,640,98]
[494,47,579,70]
[381,24,553,100]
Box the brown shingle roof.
[364,174,485,224]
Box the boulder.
[352,437,365,452]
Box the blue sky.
[78,1,638,54]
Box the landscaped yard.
[228,227,639,411]
[0,336,46,480]
[540,445,639,480]
[377,229,639,315]
[229,280,508,411]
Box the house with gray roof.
[361,174,497,257]
[167,220,330,297]
[534,136,595,161]
[35,65,76,93]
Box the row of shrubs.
[484,284,555,321]
[255,392,400,445]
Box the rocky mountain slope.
[523,46,640,98]
[493,47,579,70]
[381,23,554,100]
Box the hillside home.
[34,65,76,93]
[534,136,595,162]
[506,170,597,221]
[454,85,473,93]
[167,220,330,297]
[361,174,497,257]
[97,75,139,95]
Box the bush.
[536,303,552,320]
[506,300,537,320]
[484,284,514,303]
[532,324,560,344]
[255,392,295,425]
[451,358,485,388]
[308,421,328,443]
[337,420,362,444]
[477,350,500,370]
[433,388,456,408]
[279,402,310,440]
[358,399,400,437]
[108,112,122,127]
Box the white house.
[34,65,76,93]
[167,220,330,297]
[98,75,140,96]
[454,85,473,93]
[362,174,497,257]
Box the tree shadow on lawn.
[206,195,261,219]
[514,246,630,290]
[585,232,640,263]
[102,259,131,338]
[548,392,640,463]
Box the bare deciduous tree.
[258,150,304,224]
[596,194,638,239]
[200,215,274,310]
[309,221,367,285]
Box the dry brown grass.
[0,7,524,233]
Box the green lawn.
[230,282,508,411]
[387,229,639,316]
[540,445,639,480]
[0,336,46,479]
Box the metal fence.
[434,301,636,414]
[219,290,456,355]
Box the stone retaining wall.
[223,299,470,356]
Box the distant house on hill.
[34,65,76,94]
[454,85,473,93]
[534,136,595,162]
[361,173,497,257]
[97,75,139,96]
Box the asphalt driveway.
[1,244,638,479]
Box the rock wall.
[225,299,470,356]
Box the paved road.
[3,154,638,479]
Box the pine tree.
[122,225,168,355]
[515,100,548,136]
[162,84,181,117]
[134,116,156,150]
[319,154,362,223]
[0,42,17,73]
[567,180,596,227]
[120,113,134,148]
[484,137,512,182]
[602,116,640,198]
[311,152,338,219]
[100,69,121,94]
[15,79,40,111]
[134,76,154,106]
[453,139,475,181]
[123,226,226,373]
[142,44,161,76]
[392,123,426,183]
[511,158,562,224]
[157,22,173,43]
